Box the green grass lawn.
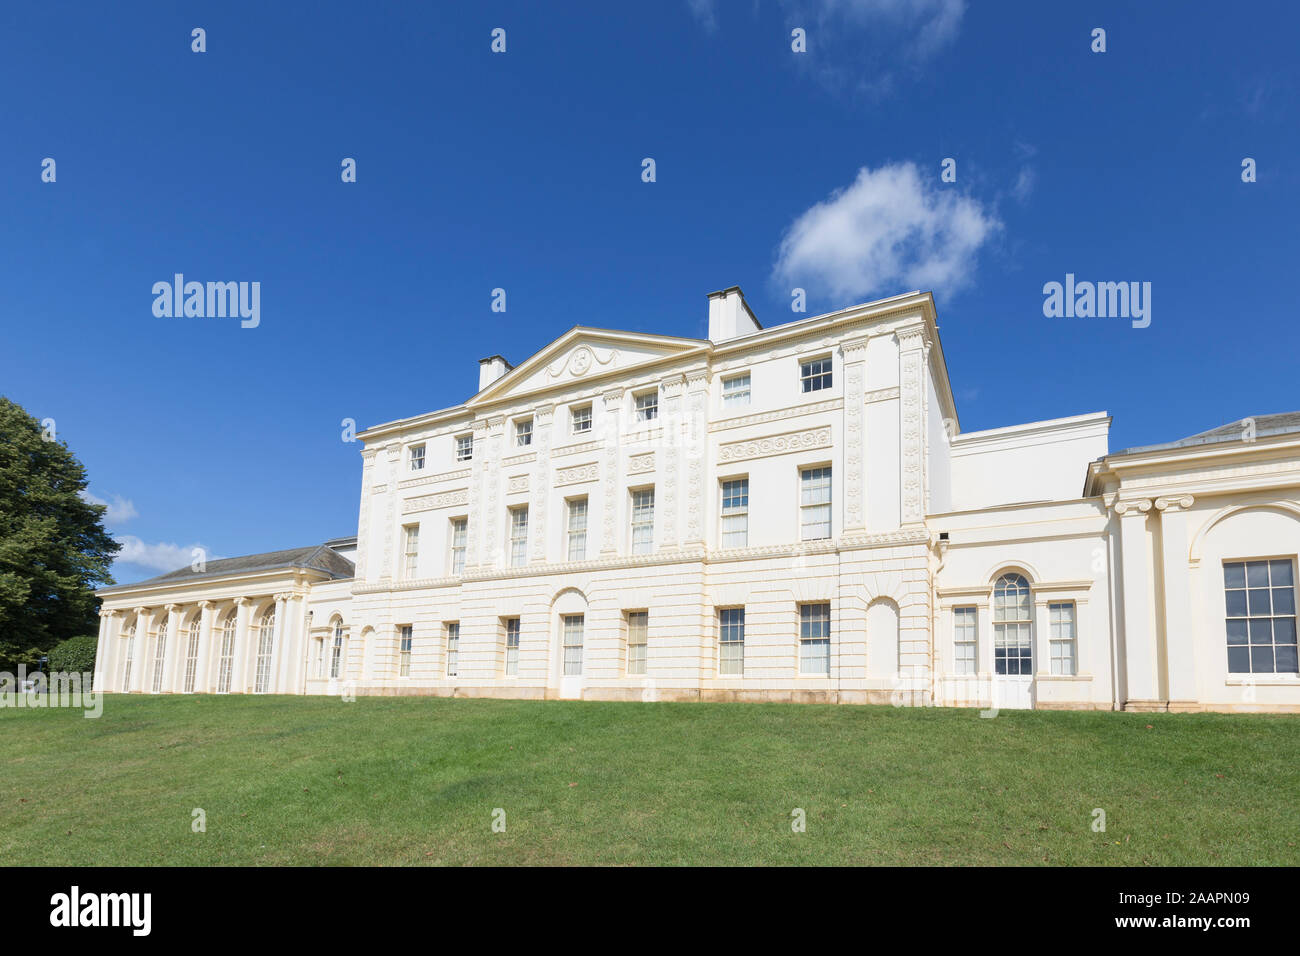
[2,694,1297,865]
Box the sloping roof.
[99,542,355,594]
[1111,412,1300,457]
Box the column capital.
[1155,494,1194,513]
[840,335,870,360]
[602,386,624,408]
[132,605,149,616]
[896,325,932,351]
[197,600,212,609]
[233,596,249,606]
[274,592,292,604]
[1113,497,1153,517]
[165,603,179,613]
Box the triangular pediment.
[468,327,710,406]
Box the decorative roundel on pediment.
[549,345,619,380]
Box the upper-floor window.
[634,391,658,422]
[450,517,468,575]
[722,373,751,408]
[399,625,413,677]
[510,507,529,567]
[402,524,420,579]
[1224,559,1297,674]
[571,404,592,435]
[799,603,831,675]
[456,434,474,462]
[515,419,533,447]
[504,618,520,676]
[630,487,655,554]
[627,610,648,675]
[1049,603,1077,675]
[409,444,426,471]
[953,607,977,675]
[721,478,749,548]
[800,466,832,540]
[567,497,589,561]
[800,356,832,393]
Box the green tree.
[0,397,119,669]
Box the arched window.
[217,612,237,693]
[993,574,1033,675]
[183,617,202,693]
[330,619,345,680]
[122,621,137,689]
[150,613,169,693]
[254,608,276,693]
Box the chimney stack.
[478,354,513,391]
[707,286,762,342]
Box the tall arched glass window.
[330,620,345,679]
[217,613,237,693]
[122,622,137,689]
[254,608,276,693]
[183,618,202,693]
[150,613,169,693]
[993,574,1033,675]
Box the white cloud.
[808,0,966,57]
[81,491,139,526]
[114,536,210,574]
[773,161,1001,302]
[686,0,718,32]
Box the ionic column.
[270,592,289,693]
[162,604,181,692]
[231,597,252,693]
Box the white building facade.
[94,288,1300,712]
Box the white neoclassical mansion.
[94,287,1300,712]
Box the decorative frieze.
[402,489,469,514]
[506,474,529,494]
[710,398,843,433]
[628,452,655,474]
[864,386,900,404]
[398,467,471,490]
[718,426,833,464]
[555,462,600,487]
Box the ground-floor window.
[1049,603,1077,675]
[504,618,520,676]
[1224,559,1298,674]
[563,614,584,676]
[799,603,831,675]
[254,610,275,693]
[993,574,1032,675]
[330,622,345,679]
[720,607,745,676]
[217,615,236,693]
[150,616,168,693]
[953,607,977,674]
[183,620,200,692]
[626,611,648,675]
[399,625,412,677]
[446,622,460,677]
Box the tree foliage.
[0,397,118,669]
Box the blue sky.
[2,1,1296,584]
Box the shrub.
[47,635,98,677]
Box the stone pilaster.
[841,336,869,532]
[897,327,929,526]
[530,404,553,563]
[600,388,623,555]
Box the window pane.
[1270,559,1294,587]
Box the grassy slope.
[1,695,1296,866]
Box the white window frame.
[799,602,831,676]
[1223,558,1298,675]
[504,618,520,676]
[183,618,201,692]
[217,615,236,693]
[450,517,468,575]
[563,614,584,676]
[402,523,420,579]
[719,607,745,676]
[721,477,749,549]
[993,574,1033,676]
[399,625,413,677]
[510,507,528,567]
[626,610,648,676]
[953,607,977,675]
[799,466,832,541]
[150,614,169,693]
[630,487,654,554]
[254,609,276,694]
[800,355,833,393]
[515,418,533,447]
[571,404,592,435]
[566,497,588,562]
[722,373,751,409]
[634,390,658,422]
[456,433,474,462]
[330,621,345,680]
[409,443,426,471]
[1048,602,1077,675]
[446,622,460,677]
